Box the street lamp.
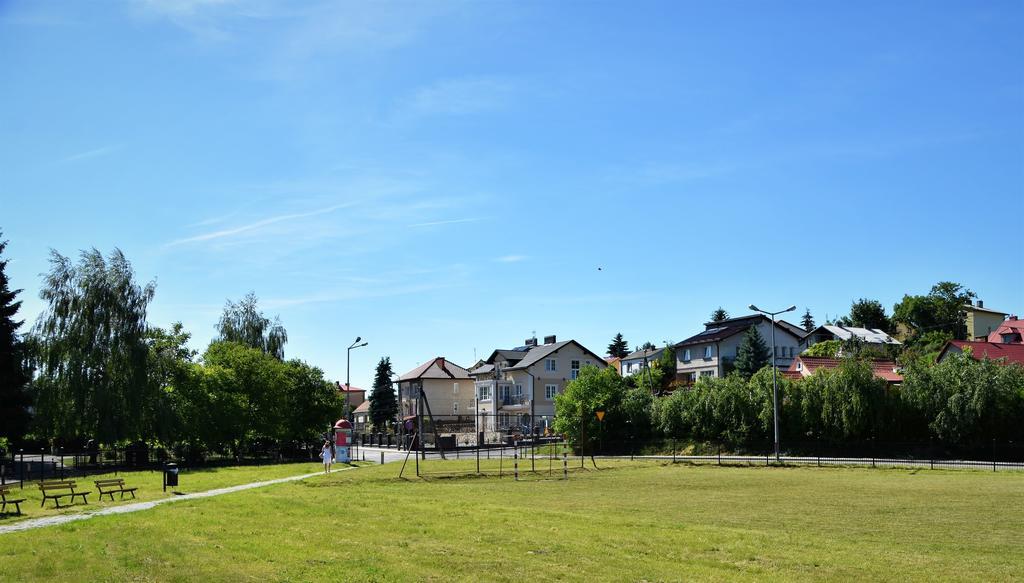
[748,304,796,462]
[346,337,368,421]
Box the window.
[796,362,803,371]
[514,384,522,397]
[478,386,491,401]
[683,349,691,362]
[500,385,510,400]
[453,382,459,394]
[704,346,713,359]
[571,360,580,379]
[545,384,558,399]
[453,402,459,414]
[545,358,557,372]
[700,370,714,378]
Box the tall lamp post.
[346,337,368,421]
[748,304,795,462]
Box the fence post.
[19,449,24,489]
[672,439,676,464]
[380,451,384,465]
[514,440,519,482]
[993,439,997,473]
[59,447,65,480]
[563,441,568,480]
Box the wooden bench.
[1,485,26,516]
[38,480,89,508]
[94,478,137,501]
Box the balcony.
[500,395,529,407]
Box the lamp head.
[784,305,796,313]
[354,336,361,343]
[748,304,759,312]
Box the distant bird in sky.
[597,267,603,271]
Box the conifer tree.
[801,309,816,332]
[0,232,31,443]
[734,326,770,379]
[711,307,729,322]
[607,333,629,358]
[368,357,397,430]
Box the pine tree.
[0,232,32,443]
[368,357,397,430]
[607,333,629,358]
[734,326,770,379]
[711,307,729,322]
[801,309,815,332]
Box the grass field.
[1,460,1022,582]
[0,462,326,523]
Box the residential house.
[987,315,1023,344]
[787,355,903,384]
[397,357,475,420]
[936,341,1024,366]
[352,400,370,429]
[799,325,901,351]
[674,314,805,383]
[470,335,606,432]
[335,382,366,410]
[621,347,663,377]
[964,300,1008,341]
[604,356,622,374]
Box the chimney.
[525,337,538,347]
[544,335,557,345]
[978,299,984,309]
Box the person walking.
[320,439,335,474]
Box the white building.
[674,314,805,383]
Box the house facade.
[964,300,1008,341]
[470,336,606,433]
[621,347,663,377]
[987,315,1023,345]
[674,314,805,383]
[397,357,475,420]
[937,341,1024,366]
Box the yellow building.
[964,301,1007,341]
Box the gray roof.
[676,314,805,348]
[815,325,901,345]
[623,347,664,362]
[506,339,607,371]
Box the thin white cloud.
[396,77,520,120]
[60,145,119,163]
[495,255,527,263]
[407,217,481,228]
[167,202,353,246]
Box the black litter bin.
[163,462,179,491]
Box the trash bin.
[163,462,179,491]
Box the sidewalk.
[0,467,354,535]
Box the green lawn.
[0,461,327,523]
[1,460,1022,581]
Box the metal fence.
[0,443,324,488]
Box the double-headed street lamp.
[748,304,795,462]
[346,336,368,420]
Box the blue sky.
[2,0,1022,390]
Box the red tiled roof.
[335,382,365,393]
[987,318,1024,343]
[943,341,1024,365]
[789,356,903,383]
[780,369,803,380]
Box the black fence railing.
[0,444,325,488]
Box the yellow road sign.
[596,410,605,421]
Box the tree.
[893,281,975,341]
[202,341,289,448]
[841,298,891,332]
[803,340,842,358]
[801,309,815,332]
[553,365,629,452]
[0,232,31,444]
[734,326,770,379]
[711,307,729,322]
[282,359,341,444]
[639,341,656,351]
[368,357,397,430]
[30,248,155,443]
[216,292,288,360]
[145,323,197,443]
[607,333,629,358]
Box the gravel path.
[0,467,353,535]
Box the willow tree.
[216,292,288,360]
[30,248,155,443]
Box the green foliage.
[901,350,1024,445]
[675,374,770,445]
[639,341,656,351]
[216,292,288,360]
[607,333,629,358]
[804,340,842,358]
[734,326,770,379]
[145,323,197,443]
[840,298,891,332]
[801,309,815,332]
[369,357,397,430]
[710,307,729,322]
[893,281,975,341]
[29,248,155,443]
[553,365,629,449]
[282,359,341,443]
[0,232,31,441]
[795,358,892,441]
